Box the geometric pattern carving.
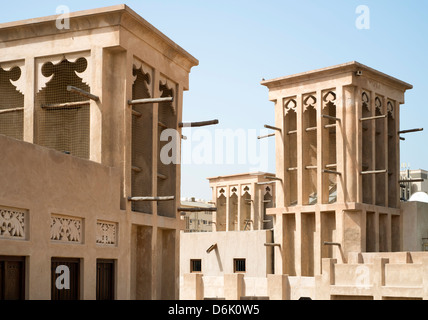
[0,207,26,240]
[323,90,336,109]
[303,94,317,111]
[387,100,394,118]
[362,91,370,111]
[217,188,226,199]
[264,186,272,196]
[96,221,117,246]
[241,185,251,196]
[375,96,383,113]
[284,98,297,116]
[50,215,82,243]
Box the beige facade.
[180,62,428,300]
[208,172,277,232]
[261,62,412,277]
[0,5,198,300]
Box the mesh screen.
[157,82,176,218]
[35,58,90,159]
[131,67,153,214]
[0,66,24,140]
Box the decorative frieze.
[50,215,83,243]
[96,221,117,246]
[0,206,26,240]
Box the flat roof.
[261,61,412,90]
[0,4,199,68]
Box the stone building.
[181,62,428,300]
[208,172,277,231]
[0,5,198,300]
[261,61,412,277]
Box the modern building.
[400,168,428,201]
[0,5,198,300]
[180,198,215,233]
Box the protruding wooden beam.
[0,107,24,115]
[179,120,219,128]
[398,128,424,134]
[258,133,275,140]
[322,169,342,175]
[128,97,174,105]
[67,86,99,101]
[42,101,89,109]
[264,124,282,132]
[177,207,217,212]
[264,176,282,181]
[322,114,341,122]
[360,114,387,122]
[128,196,175,202]
[360,169,388,175]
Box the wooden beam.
[42,101,89,109]
[0,107,24,115]
[264,124,282,132]
[360,115,387,122]
[258,133,276,140]
[128,196,175,202]
[177,207,217,212]
[360,169,388,175]
[128,97,174,105]
[398,128,424,134]
[322,114,341,122]
[179,120,219,128]
[67,86,99,101]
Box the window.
[234,259,246,273]
[51,258,80,300]
[190,259,202,273]
[0,256,25,300]
[97,259,115,300]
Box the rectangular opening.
[391,215,400,252]
[362,91,373,204]
[36,57,90,159]
[157,229,176,300]
[301,212,315,276]
[283,214,296,276]
[322,100,337,204]
[366,212,376,252]
[0,256,25,300]
[229,191,238,231]
[131,66,153,214]
[96,259,115,300]
[0,64,24,141]
[234,259,246,273]
[157,80,177,218]
[387,105,398,208]
[190,259,202,273]
[375,97,386,206]
[379,213,388,252]
[321,211,336,259]
[303,103,317,205]
[284,98,297,206]
[131,225,152,300]
[51,258,80,300]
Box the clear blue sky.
[2,1,428,201]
